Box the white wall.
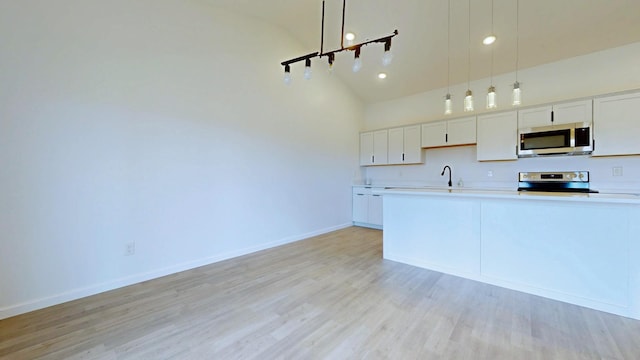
[0,0,363,319]
[363,42,640,192]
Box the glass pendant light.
[445,94,453,115]
[486,86,497,109]
[512,0,522,106]
[464,0,474,112]
[444,0,452,115]
[512,81,522,106]
[486,0,497,109]
[464,90,474,112]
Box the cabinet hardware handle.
[446,133,448,142]
[372,194,381,197]
[551,110,554,123]
[372,155,375,163]
[402,153,405,161]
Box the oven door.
[518,127,573,157]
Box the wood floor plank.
[1,226,639,359]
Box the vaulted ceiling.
[210,0,640,104]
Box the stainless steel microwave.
[518,122,593,157]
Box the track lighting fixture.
[280,0,398,85]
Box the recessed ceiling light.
[345,32,356,42]
[483,35,496,45]
[377,72,387,79]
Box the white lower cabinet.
[382,191,640,320]
[352,186,383,229]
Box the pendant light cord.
[490,0,494,86]
[467,0,471,90]
[515,0,519,82]
[447,0,451,93]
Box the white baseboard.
[0,223,351,320]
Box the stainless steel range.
[517,171,598,193]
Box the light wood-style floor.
[1,227,639,359]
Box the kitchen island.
[377,187,640,320]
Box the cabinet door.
[368,194,383,226]
[554,100,592,125]
[372,130,388,165]
[421,122,447,147]
[518,106,552,128]
[352,191,369,223]
[387,128,405,164]
[447,117,476,145]
[477,111,518,161]
[592,92,640,156]
[359,132,374,165]
[403,125,423,163]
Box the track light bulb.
[486,86,497,109]
[352,58,362,72]
[382,51,392,67]
[327,53,335,74]
[512,81,521,106]
[352,47,362,73]
[382,39,393,67]
[464,89,474,112]
[283,64,292,85]
[444,94,452,115]
[304,59,312,80]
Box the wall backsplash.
[363,145,640,193]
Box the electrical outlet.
[612,166,623,176]
[125,242,135,256]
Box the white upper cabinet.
[388,125,423,164]
[477,111,518,161]
[403,125,423,163]
[421,121,447,147]
[592,91,640,156]
[447,117,477,145]
[421,117,476,148]
[359,130,388,166]
[518,100,592,128]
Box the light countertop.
[372,186,640,204]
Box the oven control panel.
[519,171,589,183]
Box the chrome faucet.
[441,165,452,187]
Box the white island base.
[380,189,640,320]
